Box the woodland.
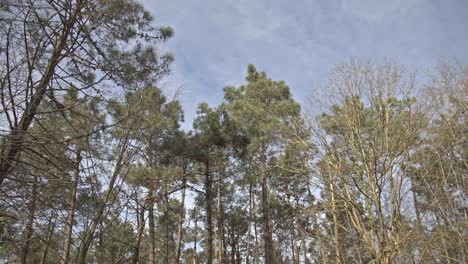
[0,0,466,263]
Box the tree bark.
[216,170,225,264]
[253,192,260,264]
[291,223,299,264]
[21,177,37,264]
[61,151,81,264]
[260,149,275,264]
[132,199,145,264]
[302,230,311,264]
[75,136,130,264]
[40,214,56,264]
[164,194,171,264]
[246,182,253,264]
[174,173,187,264]
[329,170,341,264]
[148,187,156,264]
[204,161,214,264]
[193,203,199,264]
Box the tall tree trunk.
[132,199,145,264]
[216,171,225,264]
[148,187,156,264]
[61,151,81,264]
[245,182,253,264]
[204,161,214,264]
[302,230,311,264]
[230,229,236,264]
[164,194,170,264]
[253,193,259,264]
[410,178,427,263]
[75,136,130,264]
[40,214,56,264]
[193,203,199,264]
[291,223,299,264]
[260,149,275,264]
[21,177,38,264]
[314,226,326,264]
[329,170,341,264]
[236,238,241,264]
[174,173,187,264]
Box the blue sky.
[142,0,468,128]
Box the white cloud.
[340,0,422,22]
[141,0,468,128]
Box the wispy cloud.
[142,0,468,129]
[340,0,422,22]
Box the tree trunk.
[40,214,56,264]
[174,173,187,264]
[61,151,81,264]
[204,161,214,264]
[253,192,260,264]
[75,137,130,264]
[260,149,275,264]
[230,229,236,264]
[164,194,171,264]
[132,199,145,264]
[302,230,311,264]
[216,170,225,264]
[236,240,242,264]
[411,178,427,263]
[21,177,38,264]
[246,182,253,264]
[291,223,299,264]
[329,170,341,264]
[193,203,199,264]
[148,187,156,264]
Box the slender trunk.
[329,171,341,264]
[245,182,253,264]
[62,151,81,264]
[148,187,156,264]
[411,178,426,263]
[193,203,199,264]
[216,171,224,264]
[291,223,299,264]
[435,215,452,264]
[318,236,327,264]
[164,194,170,264]
[132,199,145,264]
[75,136,130,264]
[253,193,259,264]
[204,161,214,264]
[260,149,275,264]
[302,230,311,264]
[175,173,187,264]
[410,180,421,220]
[40,215,56,264]
[21,177,38,264]
[236,238,241,264]
[230,229,236,264]
[316,229,326,264]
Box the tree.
[0,0,173,186]
[108,86,183,264]
[408,62,467,263]
[314,61,427,263]
[223,64,306,264]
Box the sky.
[141,0,468,129]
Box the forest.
[0,0,466,263]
